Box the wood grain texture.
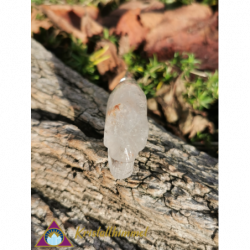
[31,38,218,250]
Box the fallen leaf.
[80,14,103,37]
[116,8,147,49]
[147,98,158,111]
[72,5,99,20]
[156,84,181,123]
[118,0,164,12]
[118,35,130,56]
[175,74,191,110]
[98,1,164,28]
[141,1,165,13]
[188,115,214,138]
[146,3,212,44]
[108,70,126,91]
[40,5,101,43]
[95,40,121,74]
[95,40,127,90]
[144,3,218,70]
[140,12,164,30]
[162,3,212,22]
[31,7,52,34]
[147,98,161,117]
[178,109,193,135]
[156,74,214,138]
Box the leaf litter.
[31,0,218,157]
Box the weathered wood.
[31,38,218,250]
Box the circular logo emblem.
[44,228,64,246]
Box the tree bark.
[31,38,218,250]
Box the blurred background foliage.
[32,0,218,6]
[32,0,218,157]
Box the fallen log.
[31,38,218,250]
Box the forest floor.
[31,0,218,158]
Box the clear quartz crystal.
[104,74,149,179]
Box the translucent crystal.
[104,75,149,179]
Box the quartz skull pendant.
[104,76,149,179]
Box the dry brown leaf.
[95,40,126,91]
[72,5,99,20]
[175,74,192,110]
[80,14,103,37]
[144,4,218,70]
[156,75,193,135]
[31,7,52,34]
[40,5,87,43]
[40,5,101,43]
[108,70,126,91]
[118,35,130,56]
[156,84,181,123]
[116,8,147,49]
[189,116,214,138]
[118,0,164,12]
[162,3,212,22]
[95,40,121,75]
[141,1,165,13]
[42,5,99,20]
[147,98,161,117]
[156,74,214,138]
[147,98,158,111]
[178,109,193,135]
[98,1,164,28]
[140,12,164,30]
[97,9,128,29]
[146,3,212,43]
